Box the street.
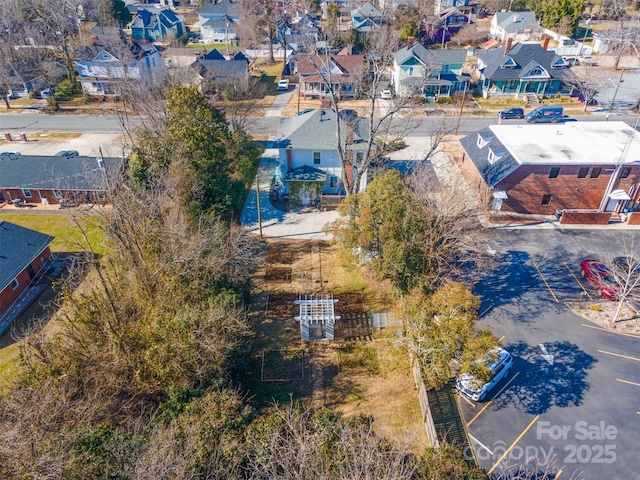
[2,112,639,138]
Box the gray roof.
[394,43,466,66]
[0,221,54,291]
[192,59,248,79]
[459,127,519,188]
[201,16,235,28]
[272,109,370,151]
[478,42,572,80]
[493,11,540,33]
[199,0,241,17]
[0,155,123,191]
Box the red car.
[580,259,621,300]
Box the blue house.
[199,0,242,44]
[350,2,383,32]
[130,8,186,43]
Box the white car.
[380,88,392,99]
[455,348,513,402]
[278,79,290,91]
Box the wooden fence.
[411,354,440,447]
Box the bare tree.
[606,233,640,324]
[450,23,488,46]
[564,66,609,111]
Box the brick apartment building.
[457,121,640,219]
[0,155,123,206]
[0,221,54,318]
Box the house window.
[620,167,631,179]
[97,192,105,201]
[313,152,321,165]
[355,152,363,163]
[442,64,451,73]
[330,176,337,188]
[53,190,62,199]
[541,194,552,206]
[22,189,32,198]
[11,278,19,291]
[408,67,414,76]
[549,167,560,179]
[578,167,589,178]
[590,167,601,178]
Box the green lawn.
[0,213,106,255]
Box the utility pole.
[454,89,467,135]
[606,68,625,121]
[255,172,263,238]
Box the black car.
[498,107,525,119]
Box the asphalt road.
[1,113,639,138]
[462,229,640,480]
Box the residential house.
[0,155,123,206]
[476,40,572,99]
[2,56,66,99]
[457,122,640,219]
[276,13,321,51]
[130,7,186,43]
[191,49,250,90]
[294,49,365,98]
[392,39,470,97]
[272,109,370,203]
[350,2,383,32]
[434,0,471,14]
[199,0,242,44]
[423,7,472,45]
[0,222,54,319]
[74,36,164,96]
[490,11,543,42]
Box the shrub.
[589,303,601,312]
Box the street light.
[605,69,624,121]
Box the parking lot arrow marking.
[539,344,554,365]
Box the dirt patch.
[248,237,426,451]
[565,300,640,334]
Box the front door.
[26,264,36,279]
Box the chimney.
[407,36,415,49]
[286,148,292,172]
[542,36,550,50]
[505,37,514,55]
[320,98,331,109]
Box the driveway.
[460,229,640,480]
[240,149,339,240]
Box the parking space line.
[554,469,563,479]
[488,415,540,475]
[563,262,593,301]
[468,433,494,455]
[598,350,640,362]
[498,335,505,342]
[467,372,520,427]
[581,323,640,339]
[616,378,640,387]
[531,261,558,303]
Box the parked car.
[40,88,54,98]
[380,88,392,99]
[498,107,524,119]
[277,79,290,91]
[580,259,621,300]
[612,256,640,275]
[55,150,79,158]
[525,105,563,123]
[455,348,513,402]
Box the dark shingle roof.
[0,155,122,191]
[284,165,327,182]
[459,127,519,188]
[478,42,572,80]
[192,59,248,79]
[0,221,54,291]
[394,43,465,66]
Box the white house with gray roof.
[392,41,470,97]
[272,109,370,203]
[490,11,543,41]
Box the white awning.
[609,189,631,200]
[493,190,509,200]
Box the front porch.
[480,78,570,99]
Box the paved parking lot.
[461,229,640,480]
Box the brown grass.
[248,237,427,452]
